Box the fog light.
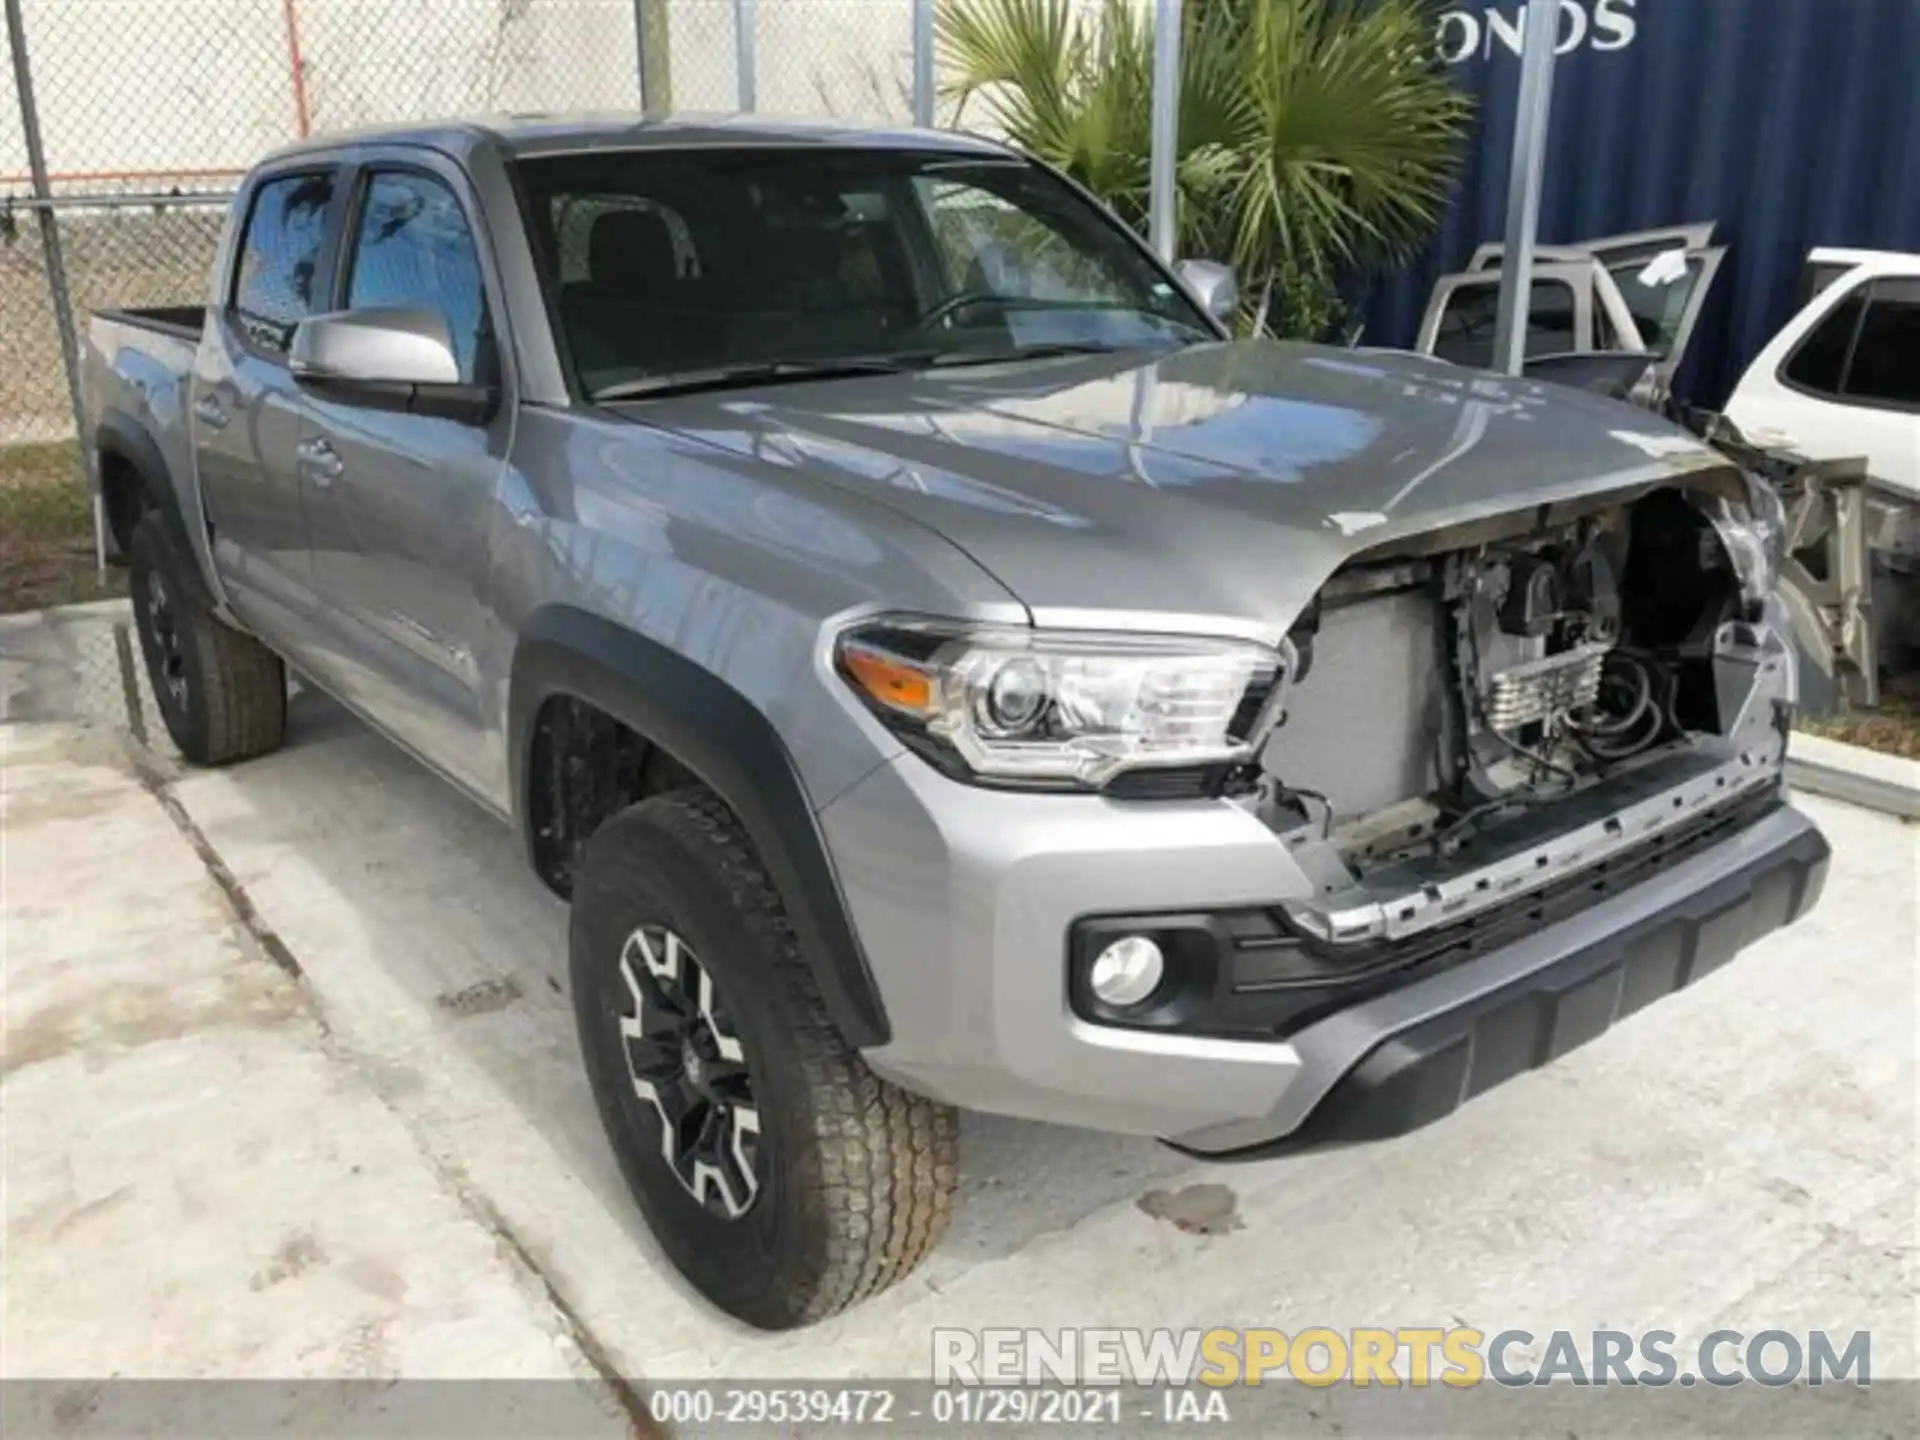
[1088,935,1165,1008]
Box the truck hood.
[627,340,1728,637]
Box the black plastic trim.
[1074,789,1783,1041]
[93,409,190,555]
[1170,807,1830,1160]
[508,606,890,1048]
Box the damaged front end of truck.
[936,458,1792,1052]
[1182,469,1797,1036]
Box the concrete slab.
[1,721,626,1430]
[156,693,1919,1381]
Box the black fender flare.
[93,409,189,553]
[509,606,891,1049]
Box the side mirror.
[1174,258,1239,325]
[290,306,496,422]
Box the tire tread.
[130,514,285,766]
[577,788,957,1327]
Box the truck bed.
[84,305,208,557]
[93,305,205,342]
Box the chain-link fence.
[0,0,944,609]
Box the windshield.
[514,147,1213,399]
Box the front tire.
[128,513,286,766]
[570,789,959,1329]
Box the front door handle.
[193,395,230,431]
[296,437,344,486]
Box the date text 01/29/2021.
[641,1385,1221,1428]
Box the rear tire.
[570,788,959,1329]
[128,513,286,766]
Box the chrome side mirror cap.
[290,306,462,386]
[1174,258,1239,325]
[290,306,495,422]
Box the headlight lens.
[836,621,1283,789]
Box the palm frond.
[938,0,1474,339]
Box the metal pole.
[912,0,936,128]
[633,0,671,112]
[1148,0,1182,261]
[633,0,650,108]
[4,0,98,574]
[733,0,756,111]
[1491,0,1559,377]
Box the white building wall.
[0,0,973,187]
[1,0,1133,187]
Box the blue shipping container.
[1362,0,1920,405]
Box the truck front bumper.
[819,755,1827,1151]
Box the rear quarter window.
[1781,287,1866,396]
[1843,278,1920,408]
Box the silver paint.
[83,115,1821,1150]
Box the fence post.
[4,0,100,575]
[633,0,671,111]
[1492,0,1559,377]
[1148,0,1183,262]
[733,0,755,111]
[912,0,935,127]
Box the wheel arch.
[93,410,184,558]
[509,605,891,1049]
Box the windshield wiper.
[591,355,931,402]
[924,340,1168,368]
[590,338,1174,402]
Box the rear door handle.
[193,395,229,430]
[297,437,344,485]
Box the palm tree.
[938,0,1474,338]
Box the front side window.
[232,171,336,355]
[345,171,491,384]
[515,148,1211,399]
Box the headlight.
[835,620,1285,789]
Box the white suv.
[1725,248,1920,500]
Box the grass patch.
[1800,671,1920,761]
[1,440,124,614]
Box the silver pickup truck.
[85,114,1828,1329]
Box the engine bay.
[1251,481,1796,944]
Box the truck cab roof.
[258,111,1011,169]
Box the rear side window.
[1844,278,1920,407]
[232,171,336,355]
[344,171,491,384]
[1782,288,1866,396]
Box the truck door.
[192,167,339,623]
[295,157,509,796]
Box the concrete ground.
[4,603,1916,1404]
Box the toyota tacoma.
[84,116,1827,1329]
